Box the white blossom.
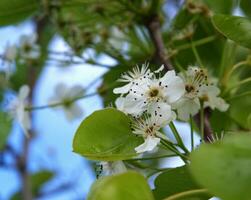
[174,66,228,121]
[113,63,153,95]
[19,34,40,60]
[132,103,175,153]
[8,85,31,136]
[120,70,184,116]
[199,85,229,112]
[3,44,17,62]
[49,83,85,121]
[97,161,127,177]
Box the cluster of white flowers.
[113,64,229,153]
[1,34,41,78]
[19,34,40,61]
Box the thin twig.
[146,15,173,71]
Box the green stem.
[226,91,251,101]
[164,189,208,200]
[190,115,194,151]
[175,35,216,51]
[221,60,248,87]
[160,140,188,163]
[126,160,169,171]
[224,77,251,94]
[191,39,204,67]
[200,101,204,141]
[126,154,178,161]
[25,92,98,111]
[169,122,190,154]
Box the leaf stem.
[164,189,208,200]
[160,140,188,163]
[126,154,178,161]
[169,122,190,154]
[25,92,98,111]
[190,39,204,68]
[175,35,216,51]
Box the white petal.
[215,98,229,111]
[154,64,164,73]
[68,85,84,98]
[55,83,67,98]
[161,71,185,103]
[135,136,160,153]
[112,161,127,174]
[167,78,185,103]
[18,85,30,100]
[148,102,173,126]
[175,98,200,121]
[113,83,132,94]
[64,104,83,121]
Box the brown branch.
[19,16,49,200]
[146,15,173,71]
[145,12,213,142]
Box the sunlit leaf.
[212,14,251,49]
[73,108,143,161]
[87,171,154,200]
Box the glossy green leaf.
[212,14,251,49]
[73,108,143,161]
[87,171,154,200]
[0,112,12,150]
[190,133,251,200]
[0,0,39,26]
[153,166,210,200]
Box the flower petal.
[113,83,132,94]
[135,136,160,153]
[18,85,30,100]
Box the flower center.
[185,84,195,93]
[145,126,154,137]
[23,44,32,52]
[149,88,159,97]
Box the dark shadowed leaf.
[190,133,251,200]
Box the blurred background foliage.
[0,0,251,199]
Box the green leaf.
[73,108,143,161]
[87,171,154,200]
[0,0,39,26]
[0,112,12,150]
[212,14,251,49]
[11,171,54,200]
[153,166,210,200]
[229,95,251,129]
[190,133,251,200]
[202,0,234,14]
[31,171,54,195]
